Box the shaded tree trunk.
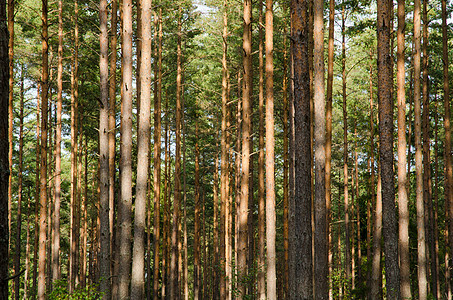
[290,0,313,297]
[153,7,163,300]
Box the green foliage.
[48,280,103,300]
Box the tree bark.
[414,0,428,296]
[313,0,327,296]
[170,7,182,299]
[265,0,277,298]
[119,0,133,293]
[442,0,453,293]
[377,0,400,296]
[7,0,13,269]
[238,0,252,297]
[131,0,151,296]
[397,0,411,296]
[290,0,312,298]
[37,0,49,296]
[194,121,201,300]
[326,0,334,297]
[257,1,265,298]
[153,7,162,300]
[0,0,8,296]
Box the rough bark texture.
[313,0,327,296]
[194,122,200,300]
[99,0,111,294]
[290,0,312,298]
[442,0,453,296]
[131,0,151,298]
[377,0,400,297]
[0,0,8,296]
[265,0,277,298]
[7,0,13,271]
[119,0,133,293]
[38,0,49,296]
[397,0,411,297]
[238,0,252,297]
[414,0,428,296]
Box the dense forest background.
[0,0,452,298]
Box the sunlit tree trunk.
[414,0,428,296]
[370,167,382,300]
[397,0,411,296]
[433,99,441,299]
[313,0,327,296]
[119,0,133,292]
[265,0,277,298]
[99,0,111,294]
[131,0,151,296]
[290,0,312,297]
[80,136,88,288]
[37,0,49,295]
[238,0,252,297]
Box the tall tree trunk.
[194,121,201,300]
[282,8,289,297]
[354,131,361,290]
[414,0,428,296]
[257,1,265,298]
[131,0,151,296]
[108,0,118,280]
[434,98,441,299]
[370,168,382,300]
[367,49,374,296]
[442,0,453,294]
[37,0,49,296]
[235,71,242,300]
[0,0,8,295]
[80,135,88,288]
[239,0,252,297]
[290,0,312,297]
[377,0,400,296]
[119,0,133,292]
[182,112,188,300]
[53,0,63,284]
[220,1,229,298]
[265,0,277,297]
[326,0,334,297]
[397,0,411,296]
[24,199,31,299]
[153,7,162,300]
[341,7,351,290]
[421,0,436,296]
[313,0,327,295]
[7,0,13,268]
[99,0,111,294]
[13,66,24,300]
[170,8,182,299]
[32,86,41,300]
